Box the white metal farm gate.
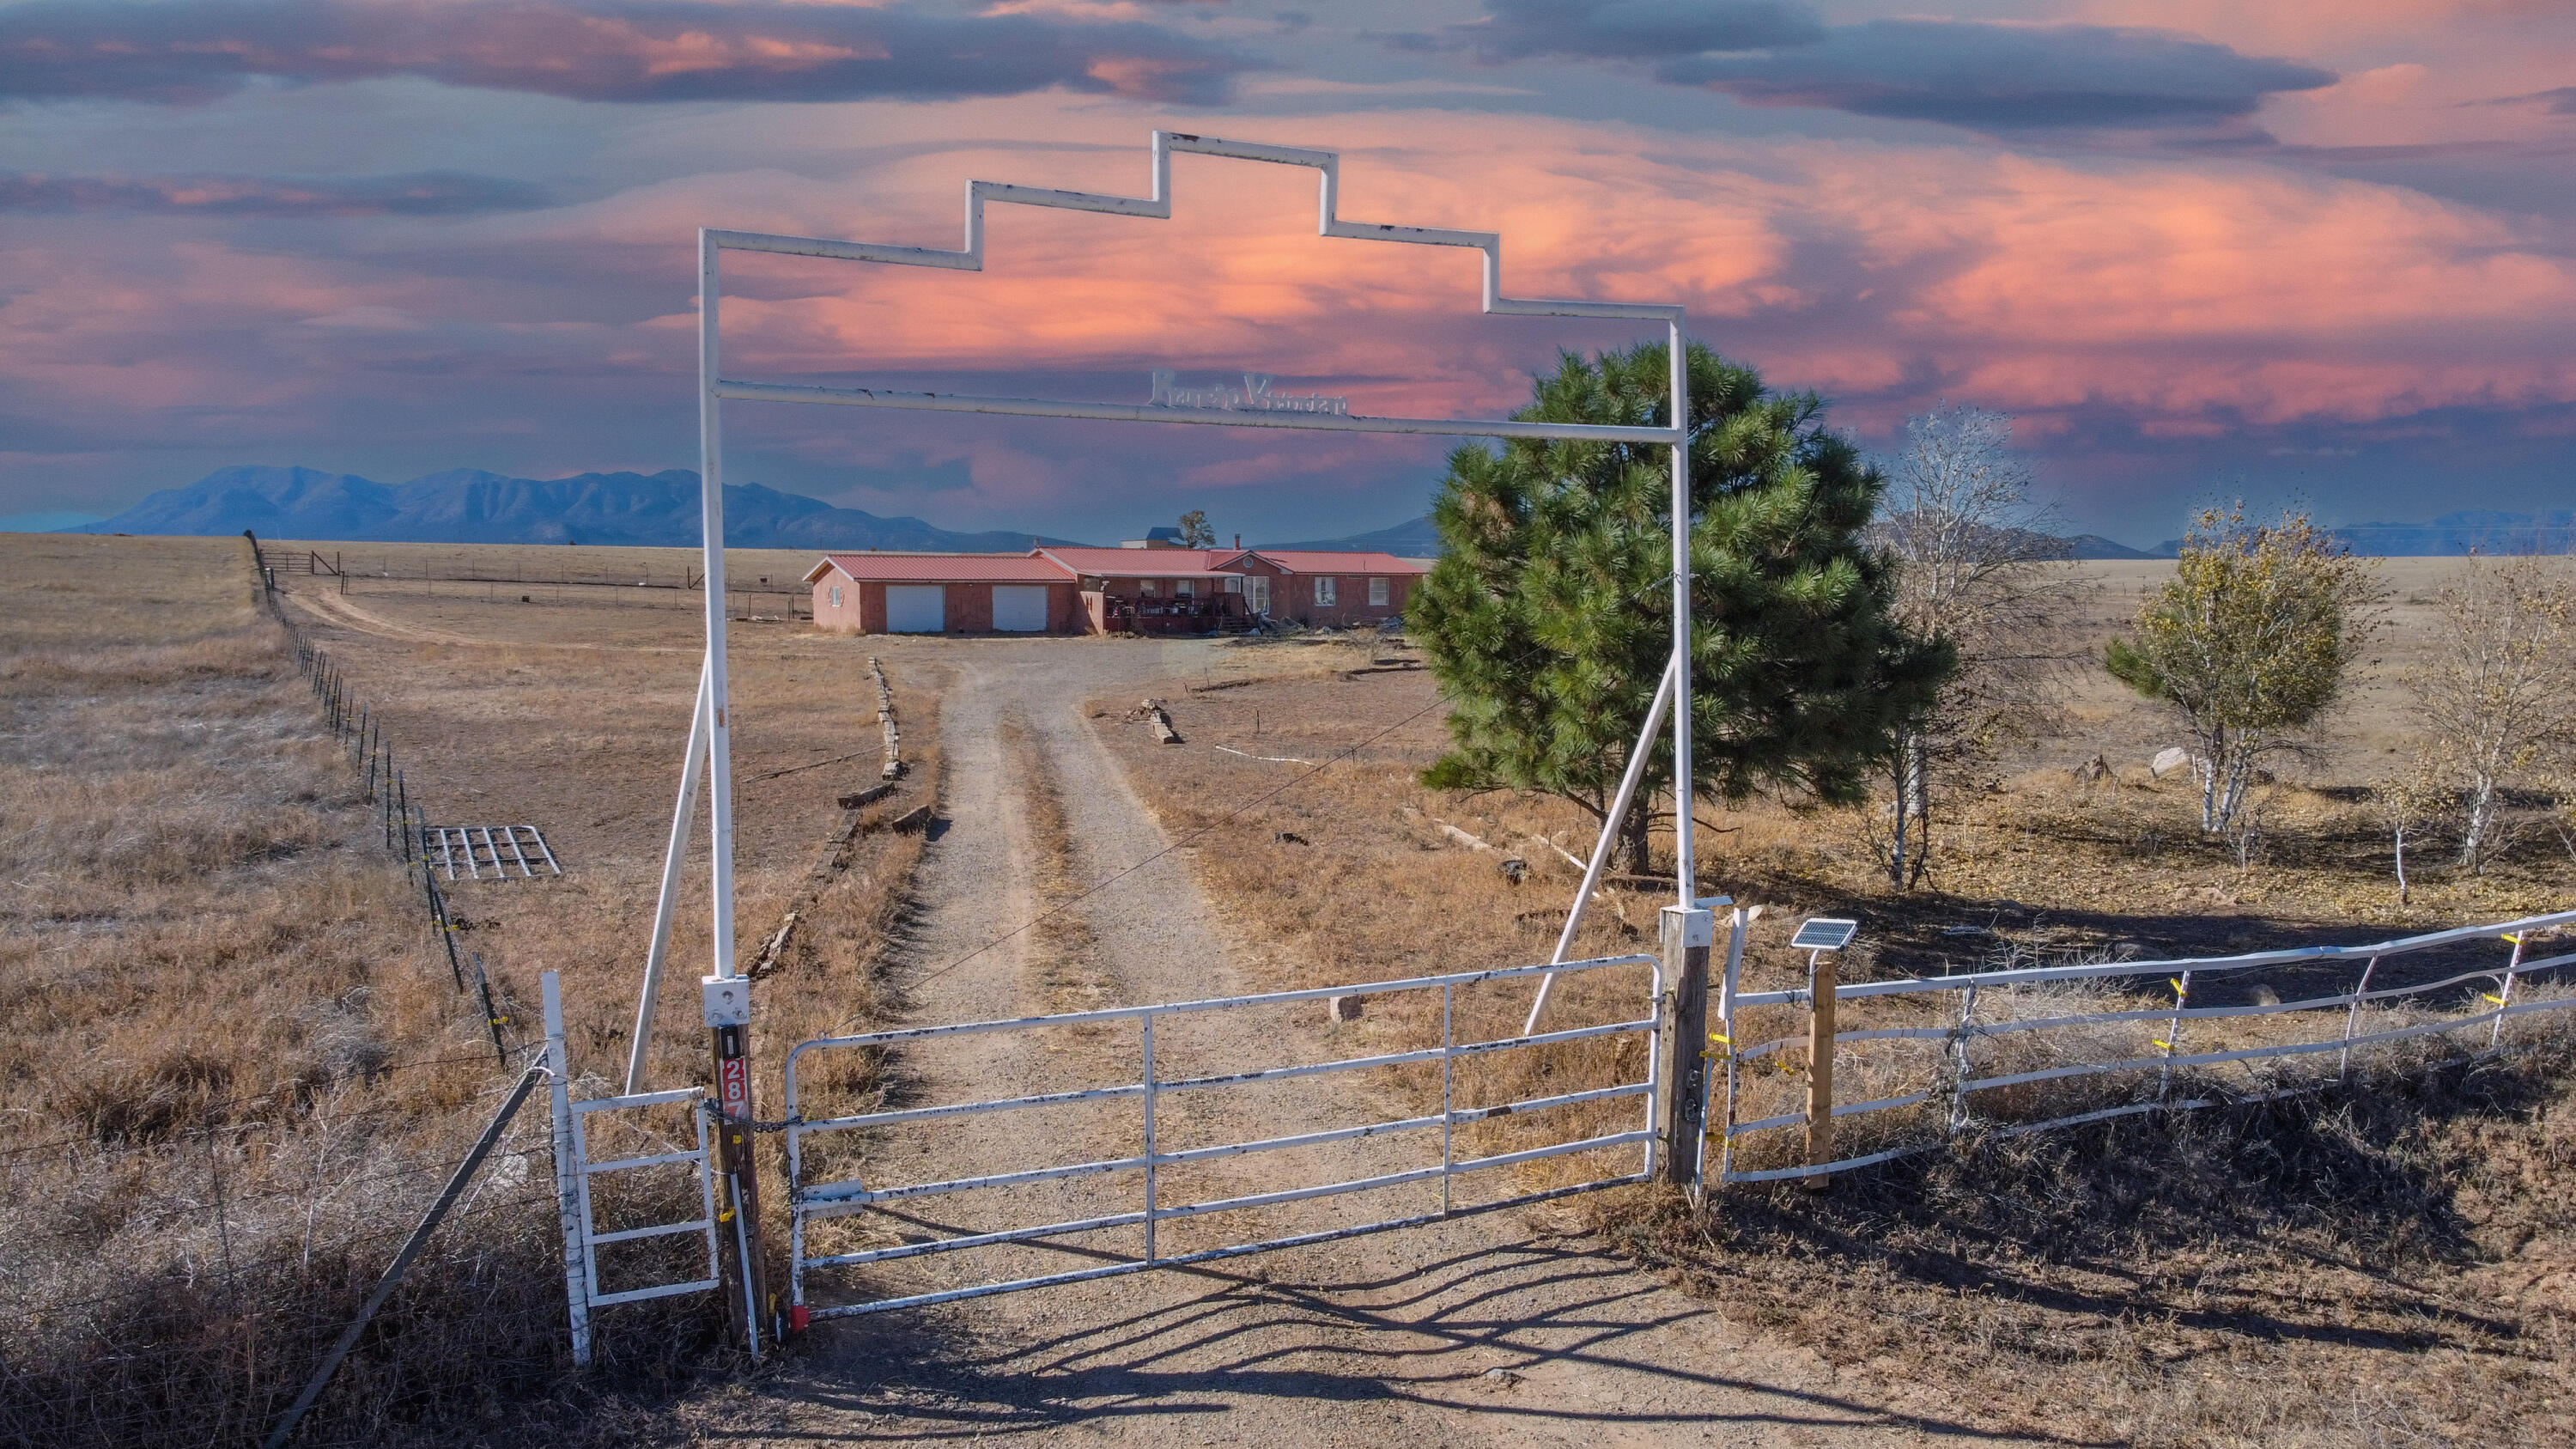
[783,952,1667,1318]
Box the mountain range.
[64,466,1075,552]
[44,465,2572,559]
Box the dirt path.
[285,586,692,651]
[687,637,2069,1446]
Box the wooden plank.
[1805,953,1837,1191]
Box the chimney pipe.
[1233,533,1241,549]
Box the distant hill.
[2067,534,2165,559]
[1259,514,1443,555]
[64,466,1078,551]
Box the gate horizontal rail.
[786,951,1660,1318]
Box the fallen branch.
[751,910,799,976]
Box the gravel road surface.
[683,636,2060,1447]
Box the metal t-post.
[541,973,592,1369]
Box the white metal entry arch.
[614,135,1719,1342]
[626,130,1705,1081]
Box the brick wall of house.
[1270,570,1419,629]
[812,575,1083,635]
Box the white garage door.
[991,585,1048,632]
[884,585,945,634]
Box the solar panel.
[1789,916,1858,952]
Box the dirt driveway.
[677,636,2069,1448]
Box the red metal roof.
[811,553,1072,584]
[1229,550,1432,575]
[1036,546,1246,579]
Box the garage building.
[805,554,1084,636]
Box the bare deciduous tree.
[1863,405,2084,888]
[2409,551,2576,871]
[2373,752,2451,905]
[2107,506,2382,835]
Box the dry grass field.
[0,533,593,1446]
[1092,557,2576,1447]
[10,535,2573,1447]
[0,533,941,1446]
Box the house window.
[1223,575,1242,594]
[1141,579,1159,597]
[829,586,843,609]
[1314,576,1338,606]
[1368,576,1389,606]
[1176,578,1194,598]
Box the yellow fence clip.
[2482,992,2506,1006]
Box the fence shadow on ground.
[760,1233,2115,1445]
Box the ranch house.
[806,544,1430,636]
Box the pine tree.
[1412,342,1951,874]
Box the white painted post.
[2490,933,2528,1050]
[697,228,739,987]
[542,971,592,1369]
[2338,955,2379,1082]
[1666,320,1693,914]
[2157,971,2191,1104]
[626,659,713,1093]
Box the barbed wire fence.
[0,537,718,1448]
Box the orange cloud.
[584,111,2576,436]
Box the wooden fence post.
[1656,905,1713,1192]
[1804,950,1836,1190]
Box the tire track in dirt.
[283,587,692,651]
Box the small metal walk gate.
[541,975,731,1366]
[780,950,1685,1320]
